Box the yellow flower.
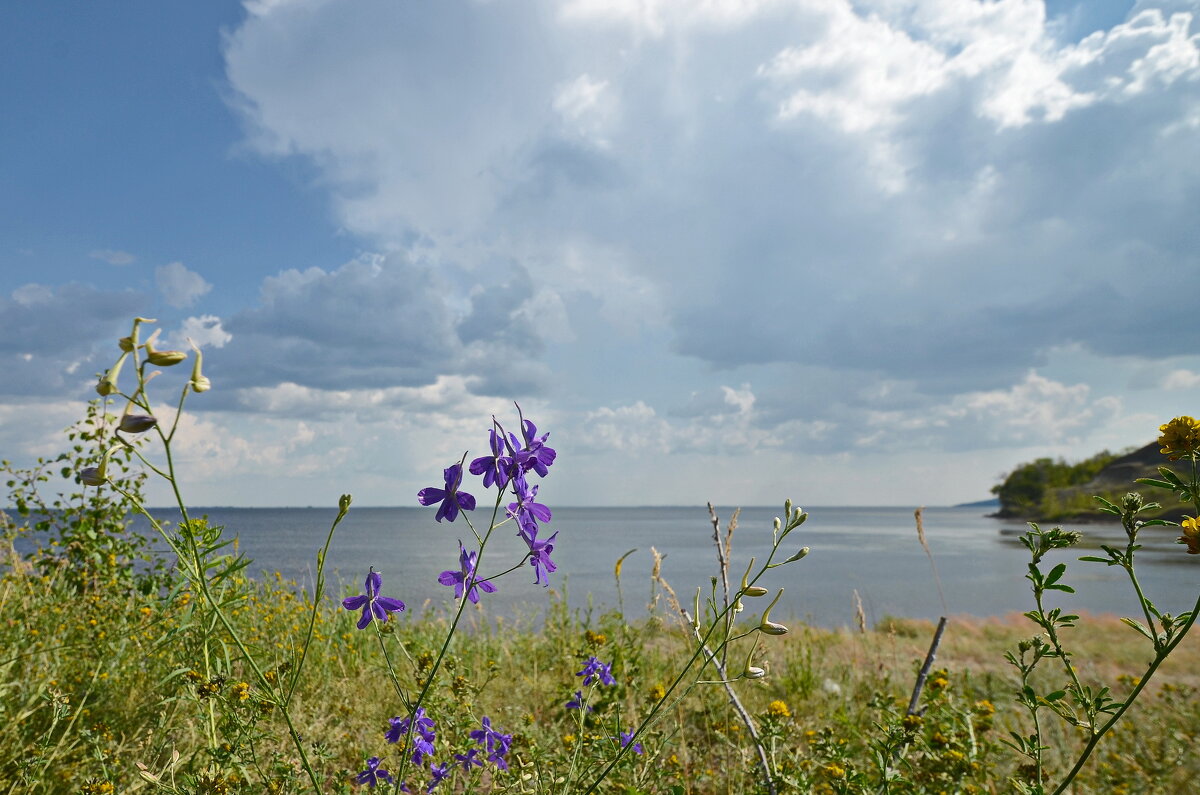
[1158,416,1200,460]
[766,699,791,718]
[649,683,666,702]
[824,763,846,779]
[1180,517,1200,555]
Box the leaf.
[1044,690,1067,702]
[1120,617,1156,643]
[1135,478,1175,490]
[1046,583,1076,593]
[1158,466,1186,486]
[1078,555,1115,564]
[1044,563,1067,586]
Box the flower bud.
[96,351,130,396]
[79,449,112,487]
[187,339,211,392]
[759,589,789,636]
[145,337,187,367]
[741,558,768,597]
[119,414,158,434]
[744,665,766,679]
[783,547,810,564]
[118,336,135,352]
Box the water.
[86,505,1200,628]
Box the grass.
[5,531,1200,795]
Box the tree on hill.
[991,450,1118,518]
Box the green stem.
[392,490,505,792]
[1050,589,1200,794]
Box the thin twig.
[906,616,948,716]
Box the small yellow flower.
[563,733,576,746]
[1158,416,1200,460]
[1179,517,1200,554]
[766,699,791,718]
[232,682,250,701]
[823,763,846,779]
[649,683,666,702]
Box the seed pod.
[759,589,789,636]
[118,414,158,434]
[96,352,130,396]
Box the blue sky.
[3,0,1199,508]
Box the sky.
[2,0,1199,508]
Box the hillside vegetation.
[992,442,1186,521]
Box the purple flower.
[469,427,514,490]
[454,747,484,772]
[507,475,552,535]
[386,708,437,765]
[576,656,615,687]
[520,523,558,586]
[342,569,406,630]
[619,731,644,755]
[418,463,476,523]
[511,409,556,477]
[426,762,451,793]
[565,690,592,711]
[356,757,394,788]
[438,543,497,605]
[469,716,513,770]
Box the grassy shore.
[5,539,1200,795]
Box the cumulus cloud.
[89,249,136,266]
[218,254,552,396]
[156,262,213,308]
[1162,368,1200,389]
[223,0,1200,402]
[0,282,145,397]
[857,371,1123,451]
[167,315,233,350]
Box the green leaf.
[1046,583,1076,593]
[1135,477,1175,489]
[1119,617,1156,643]
[1044,690,1067,702]
[1044,563,1067,586]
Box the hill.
[992,442,1188,522]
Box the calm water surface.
[110,505,1199,628]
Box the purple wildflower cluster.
[576,656,616,687]
[420,405,560,599]
[468,716,514,770]
[387,707,436,764]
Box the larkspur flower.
[576,656,615,687]
[469,716,512,770]
[520,523,558,586]
[438,543,497,604]
[356,757,394,788]
[342,569,406,630]
[426,762,450,793]
[507,475,552,535]
[469,427,514,489]
[565,690,592,711]
[454,747,484,772]
[387,708,437,764]
[418,462,476,523]
[510,412,556,477]
[619,731,644,755]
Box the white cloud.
[1162,368,1200,389]
[168,315,233,350]
[89,249,136,266]
[156,262,213,308]
[859,371,1123,450]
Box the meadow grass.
[5,528,1200,794]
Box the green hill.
[992,442,1189,522]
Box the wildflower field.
[4,317,1200,794]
